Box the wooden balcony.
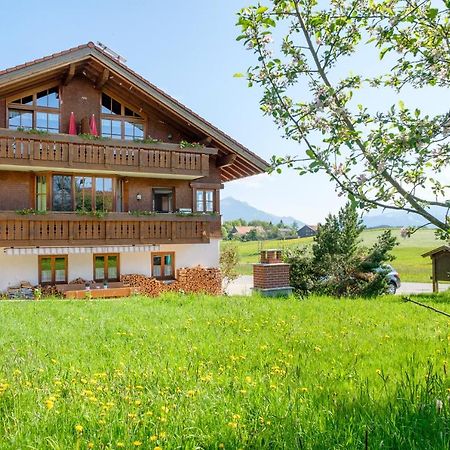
[0,212,221,247]
[0,129,216,179]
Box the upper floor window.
[196,189,215,212]
[100,93,145,141]
[8,86,60,133]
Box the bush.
[285,204,398,298]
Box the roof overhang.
[0,43,269,182]
[422,245,450,258]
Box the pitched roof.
[422,245,450,258]
[300,224,318,231]
[231,226,265,235]
[0,42,269,182]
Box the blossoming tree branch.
[236,0,450,238]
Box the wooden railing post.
[68,143,73,166]
[171,221,177,241]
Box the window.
[93,254,119,281]
[36,176,47,211]
[95,178,113,211]
[196,189,214,212]
[50,175,114,212]
[75,176,93,211]
[101,93,144,140]
[152,252,174,280]
[153,188,173,213]
[8,86,60,133]
[39,256,67,285]
[52,175,73,212]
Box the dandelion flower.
[75,424,83,433]
[133,441,142,447]
[88,443,94,449]
[150,435,158,442]
[45,399,54,410]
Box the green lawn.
[223,228,441,282]
[0,294,450,448]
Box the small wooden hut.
[422,246,450,292]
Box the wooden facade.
[0,43,268,251]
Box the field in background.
[222,228,442,282]
[0,294,449,448]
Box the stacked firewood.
[69,277,87,284]
[174,267,222,295]
[39,285,61,298]
[121,267,222,297]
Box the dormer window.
[8,86,60,133]
[100,93,145,140]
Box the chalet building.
[0,43,268,291]
[297,225,318,238]
[230,225,265,237]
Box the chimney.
[253,249,293,297]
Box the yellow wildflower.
[133,441,142,447]
[45,399,54,410]
[88,443,94,449]
[150,435,158,442]
[75,424,83,433]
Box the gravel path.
[225,276,449,296]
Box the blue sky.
[2,1,448,223]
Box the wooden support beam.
[95,68,110,90]
[63,64,76,86]
[216,153,237,168]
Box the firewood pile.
[121,266,222,297]
[69,277,87,284]
[39,285,62,298]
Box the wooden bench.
[65,286,136,299]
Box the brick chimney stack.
[253,249,293,297]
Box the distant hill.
[221,197,305,226]
[363,208,441,228]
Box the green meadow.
[223,228,442,282]
[0,294,449,449]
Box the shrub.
[285,204,398,298]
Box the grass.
[0,293,450,448]
[223,228,442,282]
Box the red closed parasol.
[68,112,77,135]
[89,114,98,136]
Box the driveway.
[225,276,449,296]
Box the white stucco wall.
[0,253,38,290]
[0,239,221,292]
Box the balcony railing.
[0,129,216,178]
[0,212,221,246]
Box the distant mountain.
[363,207,442,228]
[221,197,305,226]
